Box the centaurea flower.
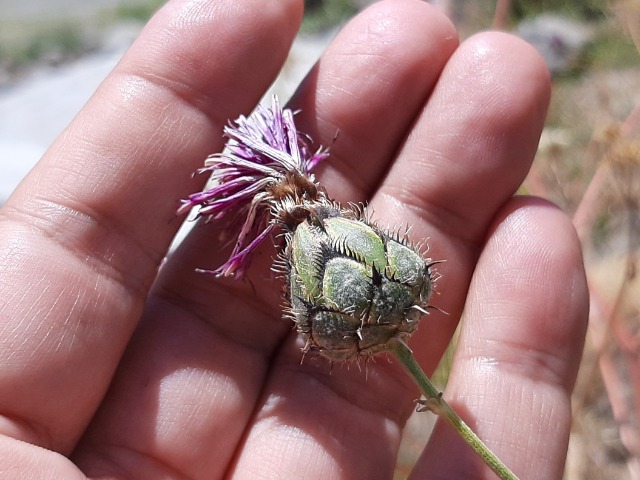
[181,95,434,359]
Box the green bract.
[284,204,433,361]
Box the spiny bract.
[281,203,433,361]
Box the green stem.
[390,339,519,480]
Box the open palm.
[0,1,588,478]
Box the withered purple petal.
[210,222,276,279]
[181,95,328,278]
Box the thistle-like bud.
[181,96,435,361]
[282,204,432,360]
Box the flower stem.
[390,339,519,480]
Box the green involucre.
[284,205,433,361]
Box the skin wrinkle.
[241,381,400,480]
[104,76,213,177]
[270,360,414,426]
[380,186,483,255]
[303,116,368,204]
[0,436,86,480]
[1,201,154,301]
[170,0,224,30]
[451,363,567,452]
[0,414,51,453]
[268,343,414,415]
[38,118,162,231]
[248,423,340,479]
[151,276,286,352]
[366,15,400,45]
[113,69,225,133]
[115,6,302,130]
[382,164,537,256]
[466,286,580,384]
[141,105,184,154]
[460,336,570,392]
[0,243,39,339]
[155,368,227,436]
[511,383,569,473]
[118,74,148,103]
[55,280,96,356]
[496,335,571,389]
[82,443,197,480]
[452,36,519,103]
[31,287,65,357]
[152,4,240,86]
[402,36,547,175]
[113,84,184,159]
[493,205,584,303]
[349,2,403,48]
[157,223,290,313]
[22,278,108,364]
[0,244,135,449]
[5,278,61,362]
[37,163,105,205]
[157,296,278,368]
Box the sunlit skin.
[0,1,588,479]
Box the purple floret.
[180,96,328,279]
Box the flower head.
[181,95,436,361]
[179,96,328,278]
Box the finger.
[411,198,588,479]
[370,31,552,370]
[290,0,458,204]
[0,0,302,455]
[72,2,459,479]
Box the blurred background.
[1,0,639,478]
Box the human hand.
[0,0,588,478]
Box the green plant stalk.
[390,339,519,480]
